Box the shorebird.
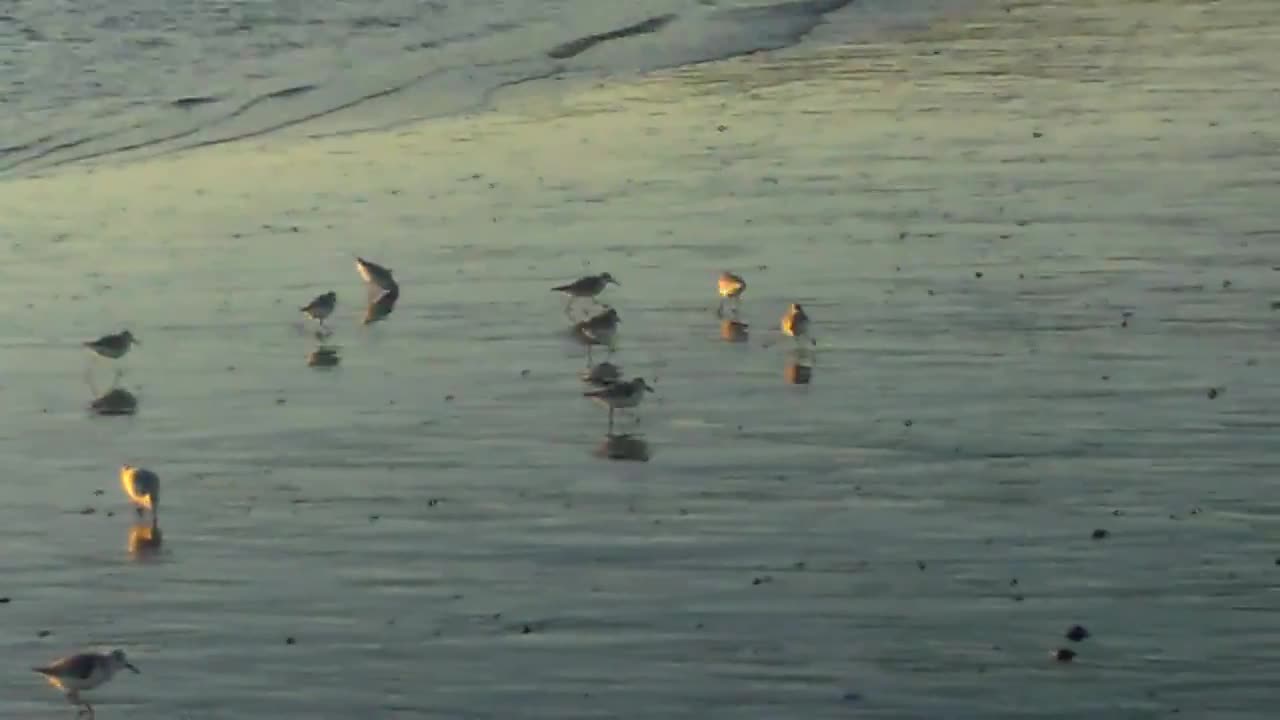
[716,271,746,317]
[84,331,139,360]
[300,291,337,332]
[573,307,620,362]
[119,465,159,527]
[781,303,816,346]
[576,307,620,345]
[355,256,399,295]
[584,376,656,434]
[33,649,139,718]
[552,272,618,316]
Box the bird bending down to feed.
[33,649,140,719]
[717,271,746,317]
[120,465,160,527]
[584,377,656,434]
[84,331,139,360]
[300,291,337,332]
[781,303,816,346]
[355,256,399,295]
[552,272,618,316]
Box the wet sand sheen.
[2,1,1279,718]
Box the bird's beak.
[133,339,142,346]
[126,663,140,674]
[609,278,620,286]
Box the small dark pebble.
[444,394,455,402]
[904,419,913,427]
[93,490,104,496]
[80,507,96,515]
[427,498,440,507]
[369,515,380,522]
[1270,300,1280,310]
[917,561,927,571]
[1091,528,1109,539]
[520,369,530,377]
[975,271,984,278]
[285,637,296,645]
[0,597,10,604]
[1066,624,1090,642]
[1273,558,1279,566]
[1207,387,1220,399]
[275,397,286,405]
[1053,648,1077,662]
[1009,578,1018,586]
[1032,131,1044,138]
[751,575,773,586]
[842,692,863,702]
[37,630,50,638]
[1013,594,1025,602]
[521,624,533,634]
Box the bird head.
[109,649,140,674]
[600,272,619,286]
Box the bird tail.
[32,666,53,675]
[551,284,571,292]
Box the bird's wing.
[35,654,97,679]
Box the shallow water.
[2,0,1280,718]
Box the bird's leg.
[111,368,124,388]
[563,297,575,318]
[607,407,615,436]
[135,506,145,518]
[716,298,725,318]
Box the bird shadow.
[783,349,817,385]
[86,368,139,416]
[127,522,164,562]
[593,433,651,462]
[719,319,749,343]
[363,288,400,325]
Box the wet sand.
[2,1,1279,717]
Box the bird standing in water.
[552,272,618,317]
[584,377,656,434]
[781,303,815,346]
[120,464,160,528]
[300,291,337,334]
[33,649,140,719]
[84,331,139,360]
[716,271,746,317]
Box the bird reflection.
[307,345,342,368]
[86,365,139,416]
[783,350,815,385]
[580,361,622,387]
[363,288,400,325]
[720,319,749,343]
[127,522,164,559]
[594,433,651,462]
